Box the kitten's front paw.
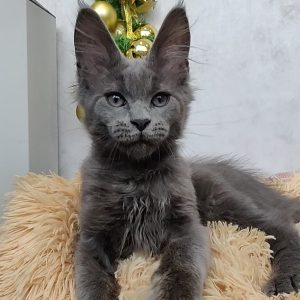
[264,273,300,296]
[147,272,202,300]
[263,253,300,296]
[263,243,300,296]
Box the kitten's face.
[75,7,191,159]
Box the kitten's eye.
[106,93,127,107]
[151,93,170,107]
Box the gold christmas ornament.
[134,24,157,39]
[135,0,156,14]
[114,21,126,37]
[76,104,86,122]
[126,38,152,58]
[126,49,134,59]
[91,1,117,32]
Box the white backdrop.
[39,0,300,178]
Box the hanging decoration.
[76,104,86,122]
[126,38,153,59]
[77,0,157,121]
[134,24,157,40]
[91,1,118,31]
[91,0,157,56]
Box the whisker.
[176,44,208,52]
[190,104,242,114]
[188,57,208,65]
[189,118,247,127]
[107,142,117,166]
[184,131,213,138]
[109,142,119,167]
[165,140,176,158]
[189,15,200,30]
[66,126,84,132]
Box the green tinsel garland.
[132,17,146,31]
[114,35,132,54]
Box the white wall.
[0,0,57,214]
[40,0,300,178]
[0,0,29,209]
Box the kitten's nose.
[130,119,151,132]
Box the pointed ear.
[74,8,122,89]
[149,6,191,84]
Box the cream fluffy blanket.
[0,173,300,300]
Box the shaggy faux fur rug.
[0,173,300,300]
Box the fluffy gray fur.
[74,5,300,300]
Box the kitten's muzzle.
[130,119,151,132]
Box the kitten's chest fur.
[120,190,170,255]
[82,156,189,258]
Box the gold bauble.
[91,1,117,32]
[126,38,153,59]
[76,104,86,122]
[134,24,157,39]
[135,0,156,14]
[114,21,126,37]
[126,49,135,59]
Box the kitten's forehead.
[121,59,158,97]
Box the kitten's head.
[74,6,192,160]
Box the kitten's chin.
[120,141,157,160]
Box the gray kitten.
[74,5,300,300]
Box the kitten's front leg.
[199,187,300,295]
[148,221,209,300]
[261,222,300,295]
[75,234,120,300]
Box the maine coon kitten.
[74,5,300,300]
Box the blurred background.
[43,0,300,177]
[1,0,300,208]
